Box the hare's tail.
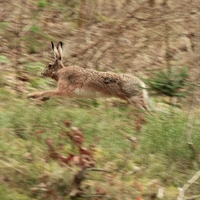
[141,81,154,111]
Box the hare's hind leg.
[126,96,149,111]
[28,90,63,99]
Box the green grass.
[138,111,200,164]
[0,94,136,199]
[0,97,132,151]
[1,84,200,199]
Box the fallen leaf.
[64,120,71,128]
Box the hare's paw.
[27,93,50,101]
[27,92,40,99]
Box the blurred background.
[1,0,200,200]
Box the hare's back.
[60,66,144,98]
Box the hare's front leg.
[28,90,62,99]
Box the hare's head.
[41,41,64,78]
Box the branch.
[185,194,200,200]
[70,168,112,199]
[177,170,200,200]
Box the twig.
[185,194,200,200]
[70,168,112,198]
[0,159,26,174]
[177,170,200,200]
[77,168,112,179]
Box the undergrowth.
[139,111,200,164]
[1,89,200,199]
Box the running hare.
[28,41,151,110]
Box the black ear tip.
[51,41,54,48]
[59,41,63,47]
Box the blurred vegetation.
[1,0,200,199]
[147,66,189,97]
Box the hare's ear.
[56,41,63,60]
[51,41,59,60]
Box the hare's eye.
[48,64,53,68]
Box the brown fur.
[28,41,151,111]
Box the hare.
[28,41,152,111]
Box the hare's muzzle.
[41,64,49,77]
[41,69,47,77]
[41,69,45,76]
